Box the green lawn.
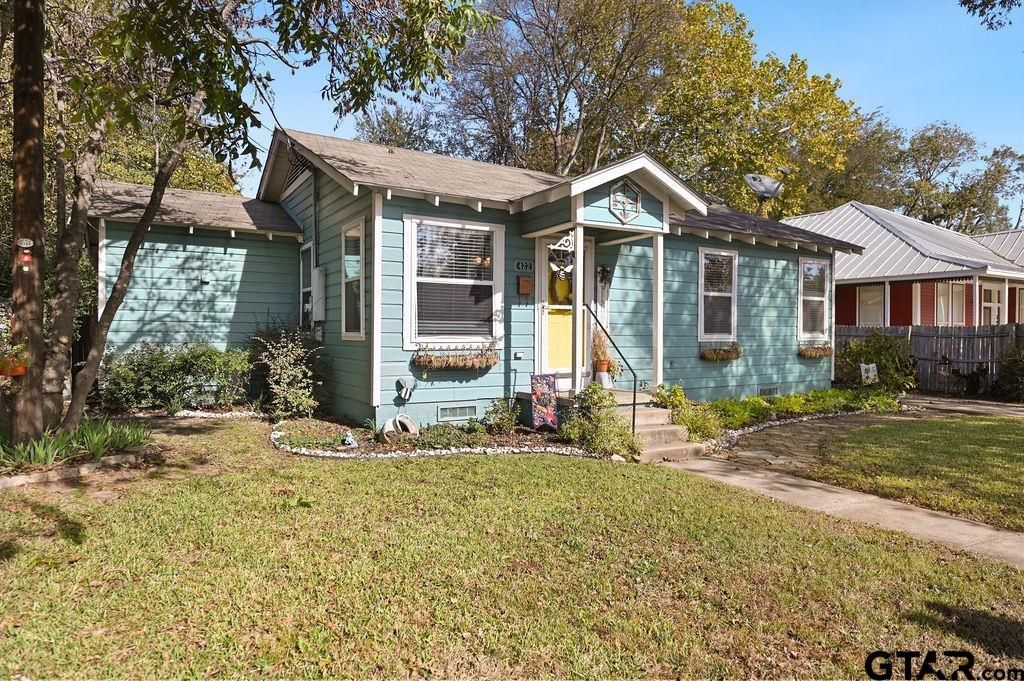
[1,418,1022,678]
[808,415,1024,532]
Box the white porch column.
[571,224,584,394]
[973,275,981,327]
[652,233,664,388]
[1003,278,1010,325]
[883,281,891,326]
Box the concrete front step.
[636,423,690,447]
[618,406,672,426]
[638,442,706,463]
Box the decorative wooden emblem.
[609,180,642,224]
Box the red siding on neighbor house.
[1011,288,1018,324]
[920,282,936,325]
[889,282,914,326]
[836,284,857,326]
[965,284,975,326]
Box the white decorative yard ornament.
[609,180,642,224]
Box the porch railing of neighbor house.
[584,303,638,433]
[835,324,1024,394]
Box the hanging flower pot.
[0,356,27,376]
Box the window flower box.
[413,344,499,373]
[699,342,742,362]
[798,344,833,359]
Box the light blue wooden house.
[89,129,861,424]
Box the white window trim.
[299,242,313,329]
[935,281,966,327]
[698,246,738,342]
[798,257,830,341]
[341,216,365,340]
[857,285,884,327]
[402,214,505,351]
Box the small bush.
[994,346,1024,402]
[851,390,901,413]
[835,333,917,394]
[413,422,488,449]
[253,330,321,419]
[557,384,642,458]
[652,384,688,412]
[710,396,773,429]
[768,393,807,416]
[100,341,251,413]
[484,398,520,436]
[0,433,74,469]
[673,403,725,441]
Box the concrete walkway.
[902,394,1024,417]
[662,458,1024,569]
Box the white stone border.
[269,424,598,461]
[0,453,143,491]
[704,404,921,453]
[131,410,264,420]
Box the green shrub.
[851,390,901,413]
[994,346,1024,402]
[0,418,150,470]
[835,333,917,394]
[557,384,642,458]
[768,393,807,416]
[802,388,857,414]
[673,403,725,442]
[652,384,688,412]
[100,341,251,413]
[484,398,520,436]
[710,396,774,429]
[253,330,321,419]
[413,422,488,449]
[0,433,74,469]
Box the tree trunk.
[62,98,202,432]
[41,123,106,428]
[9,0,45,443]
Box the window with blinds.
[342,219,364,339]
[799,258,829,339]
[408,219,503,343]
[299,245,313,329]
[699,248,737,340]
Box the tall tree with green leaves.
[355,104,437,152]
[629,1,860,218]
[9,0,491,438]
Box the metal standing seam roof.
[90,180,302,234]
[973,230,1024,265]
[785,201,1024,281]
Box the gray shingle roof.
[973,230,1024,265]
[785,202,1024,282]
[91,180,302,234]
[284,129,566,203]
[671,205,862,252]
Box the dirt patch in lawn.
[719,410,948,474]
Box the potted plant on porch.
[591,331,621,387]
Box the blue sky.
[240,0,1024,197]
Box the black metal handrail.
[583,303,638,433]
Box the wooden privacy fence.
[835,324,1024,393]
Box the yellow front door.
[542,235,587,374]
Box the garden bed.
[270,417,592,461]
[0,450,148,490]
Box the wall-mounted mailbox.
[517,275,534,296]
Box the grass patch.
[808,415,1024,531]
[1,418,1022,677]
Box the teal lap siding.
[281,173,375,422]
[104,221,299,351]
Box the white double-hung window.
[799,258,830,339]
[935,282,965,326]
[699,247,738,341]
[404,216,505,349]
[342,217,364,339]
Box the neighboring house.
[89,128,860,425]
[786,202,1024,328]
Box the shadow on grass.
[0,539,17,563]
[908,601,1024,657]
[0,499,86,564]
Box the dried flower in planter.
[699,342,743,362]
[413,343,500,377]
[798,344,833,359]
